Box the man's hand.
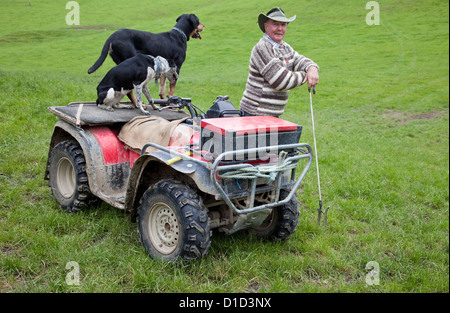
[302,66,319,89]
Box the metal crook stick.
[308,86,330,225]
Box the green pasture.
[0,0,448,293]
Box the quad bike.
[45,96,312,261]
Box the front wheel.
[252,189,300,241]
[138,179,211,261]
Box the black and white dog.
[96,54,177,114]
[88,14,204,100]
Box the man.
[240,7,319,117]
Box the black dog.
[96,54,177,115]
[88,14,204,100]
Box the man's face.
[264,19,287,44]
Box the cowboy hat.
[258,7,296,33]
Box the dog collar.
[172,27,187,41]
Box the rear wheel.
[252,189,299,241]
[48,141,99,212]
[138,179,211,261]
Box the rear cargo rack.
[48,102,189,126]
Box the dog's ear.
[176,14,185,22]
[188,14,199,28]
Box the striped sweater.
[240,35,319,117]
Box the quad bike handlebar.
[157,96,205,119]
[156,96,192,108]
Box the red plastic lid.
[201,116,299,136]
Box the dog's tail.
[88,41,112,74]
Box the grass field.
[0,0,448,293]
